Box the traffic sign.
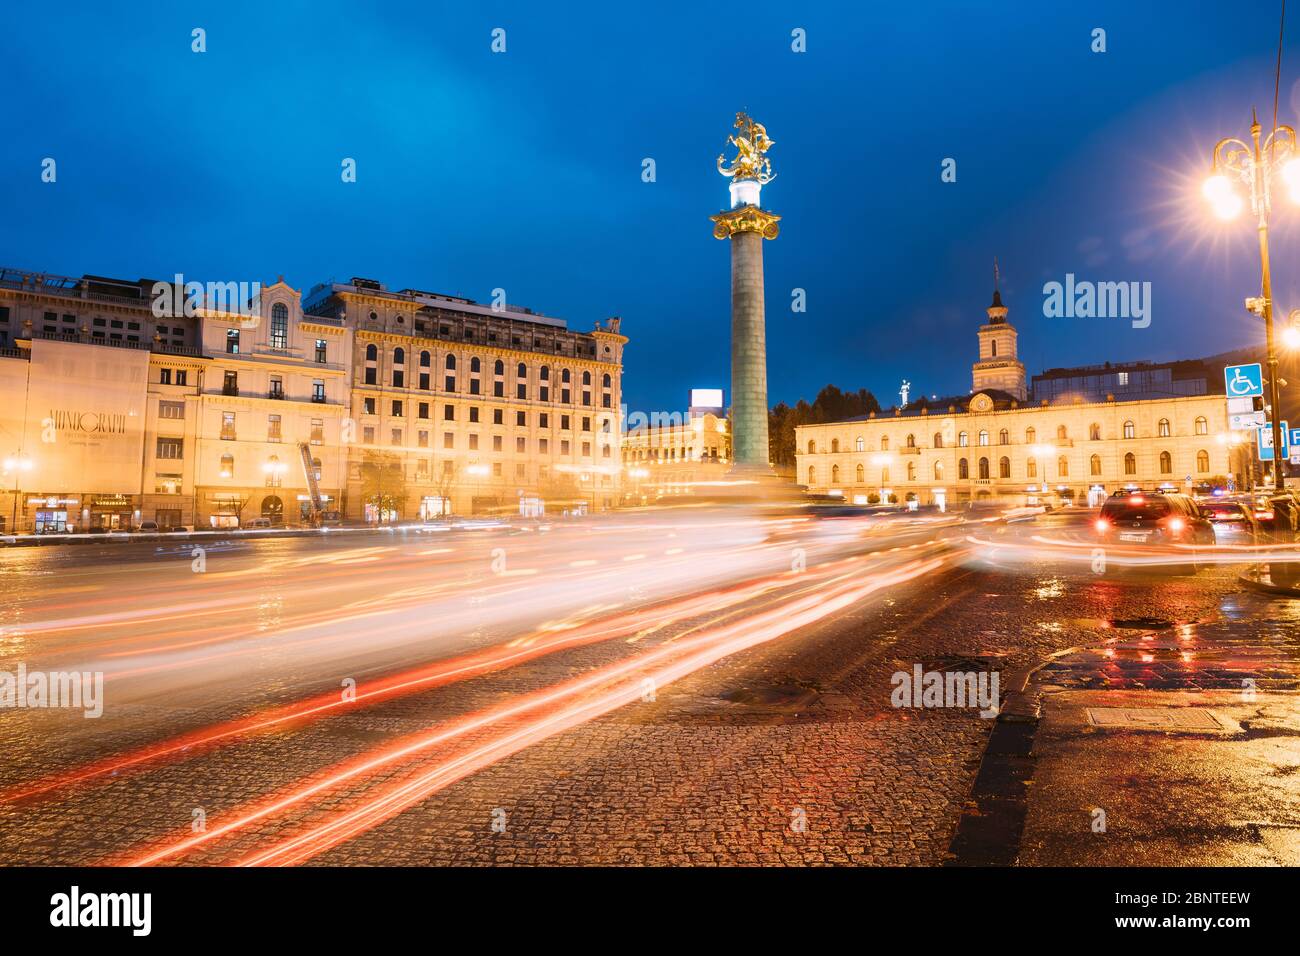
[1225,363,1264,398]
[1226,396,1256,414]
[1258,420,1290,461]
[1230,411,1266,430]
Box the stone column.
[711,202,780,474]
[730,230,770,469]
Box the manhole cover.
[1085,707,1233,733]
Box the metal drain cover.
[1086,707,1233,733]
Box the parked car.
[134,521,159,534]
[1251,491,1300,542]
[244,517,273,530]
[318,510,344,527]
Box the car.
[1202,499,1260,544]
[244,517,274,530]
[1094,491,1215,571]
[318,510,344,527]
[1250,491,1300,542]
[134,521,159,534]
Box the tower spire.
[991,257,1003,309]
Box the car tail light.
[1094,518,1110,533]
[1167,517,1185,533]
[1256,509,1274,521]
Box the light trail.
[3,550,879,804]
[118,551,949,867]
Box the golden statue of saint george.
[717,111,775,185]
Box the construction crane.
[298,442,324,526]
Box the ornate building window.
[1158,418,1171,437]
[831,438,840,453]
[1057,455,1069,477]
[999,456,1010,478]
[1196,449,1210,472]
[1089,423,1101,441]
[999,429,1009,445]
[1026,457,1037,478]
[1090,454,1102,476]
[1159,450,1172,473]
[1124,452,1137,474]
[958,458,969,479]
[978,430,989,446]
[978,457,989,479]
[270,303,288,349]
[856,463,864,482]
[1195,416,1208,436]
[1123,420,1135,439]
[855,436,865,452]
[958,431,968,447]
[933,432,944,448]
[1025,426,1036,444]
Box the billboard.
[20,340,149,494]
[689,388,724,409]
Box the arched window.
[471,357,482,373]
[831,464,840,483]
[855,436,865,452]
[420,351,431,367]
[445,354,456,370]
[807,439,816,455]
[934,461,944,480]
[1195,416,1208,436]
[1025,426,1036,445]
[1159,450,1172,473]
[496,360,505,376]
[1123,420,1135,439]
[880,435,889,451]
[856,463,865,482]
[1124,452,1136,475]
[1158,418,1171,437]
[517,362,527,378]
[1090,454,1102,476]
[907,461,916,480]
[1026,457,1037,478]
[539,365,549,380]
[312,458,322,481]
[958,458,969,479]
[958,431,969,447]
[991,339,998,357]
[933,432,944,448]
[978,430,989,446]
[602,373,612,389]
[1089,423,1101,441]
[999,429,1009,445]
[978,457,990,479]
[393,347,405,365]
[582,371,591,386]
[1057,425,1067,440]
[1196,449,1210,472]
[365,343,377,362]
[808,466,816,484]
[881,467,890,483]
[906,433,916,447]
[270,302,289,349]
[999,456,1011,478]
[219,453,234,478]
[831,438,840,453]
[1057,455,1069,477]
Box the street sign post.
[1230,411,1266,430]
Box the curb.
[1238,570,1300,597]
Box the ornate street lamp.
[1205,109,1300,491]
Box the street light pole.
[1206,109,1300,492]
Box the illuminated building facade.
[304,278,626,519]
[796,286,1241,509]
[621,390,731,501]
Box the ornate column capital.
[710,206,781,240]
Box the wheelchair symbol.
[1227,367,1258,396]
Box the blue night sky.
[4,1,1300,415]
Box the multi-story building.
[0,267,206,531]
[621,390,731,502]
[796,286,1243,510]
[304,278,627,518]
[193,280,352,527]
[1,266,628,528]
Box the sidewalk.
[951,606,1300,866]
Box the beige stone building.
[194,280,352,527]
[796,290,1242,510]
[621,405,731,502]
[304,278,627,518]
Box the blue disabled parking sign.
[1225,362,1264,398]
[1258,420,1290,461]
